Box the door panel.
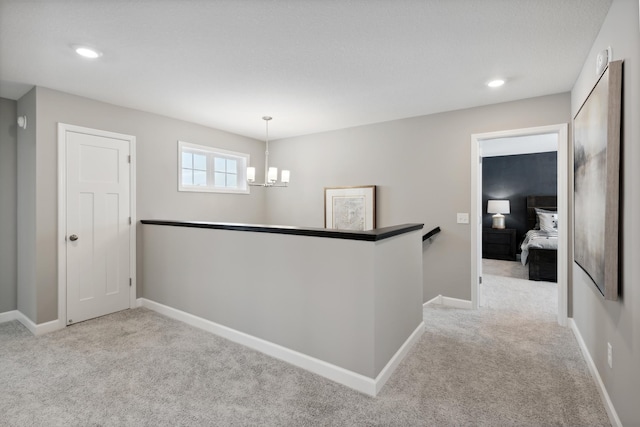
[66,131,130,324]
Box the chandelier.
[247,116,290,187]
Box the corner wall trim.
[373,320,424,395]
[0,310,63,335]
[424,295,472,309]
[137,298,423,396]
[569,319,622,427]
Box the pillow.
[538,212,558,232]
[534,208,557,230]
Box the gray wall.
[142,223,423,379]
[0,98,17,312]
[373,233,423,375]
[570,0,640,424]
[17,88,37,321]
[19,87,268,323]
[266,93,571,301]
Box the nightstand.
[482,228,517,261]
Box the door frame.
[470,123,568,326]
[57,123,137,326]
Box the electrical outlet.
[457,213,469,224]
[607,342,613,368]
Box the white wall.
[570,0,640,424]
[266,93,571,301]
[0,97,17,312]
[18,87,268,323]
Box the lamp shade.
[267,167,278,182]
[487,200,510,214]
[246,167,256,182]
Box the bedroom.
[480,133,559,299]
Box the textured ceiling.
[0,0,612,139]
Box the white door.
[65,129,131,325]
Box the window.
[178,141,249,194]
[214,157,237,188]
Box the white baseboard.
[424,295,472,309]
[569,319,621,427]
[138,298,422,396]
[423,295,442,306]
[442,296,472,309]
[0,310,19,323]
[15,312,63,335]
[0,310,63,335]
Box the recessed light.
[74,46,102,59]
[487,79,505,88]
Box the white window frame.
[178,141,250,194]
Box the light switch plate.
[457,213,469,224]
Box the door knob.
[69,234,79,241]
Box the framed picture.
[573,60,622,301]
[324,186,376,231]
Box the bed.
[520,195,558,282]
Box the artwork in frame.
[573,60,622,301]
[324,186,376,231]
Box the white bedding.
[520,229,558,265]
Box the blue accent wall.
[482,152,557,250]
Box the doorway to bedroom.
[470,124,568,326]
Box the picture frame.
[324,186,376,231]
[573,60,622,301]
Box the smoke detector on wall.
[17,115,27,130]
[596,46,612,76]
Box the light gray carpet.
[483,258,530,280]
[0,276,610,426]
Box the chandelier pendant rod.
[264,116,271,185]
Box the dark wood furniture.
[528,248,557,282]
[525,195,557,282]
[483,228,517,261]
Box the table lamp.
[487,200,510,229]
